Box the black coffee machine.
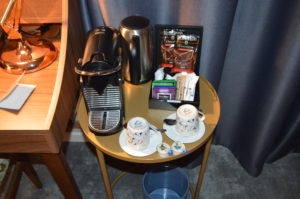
[75,27,123,135]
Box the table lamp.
[0,0,57,74]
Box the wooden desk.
[77,77,221,199]
[0,0,84,198]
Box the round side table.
[77,76,220,199]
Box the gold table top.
[77,76,221,163]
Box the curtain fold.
[79,0,104,32]
[79,0,300,177]
[214,0,300,176]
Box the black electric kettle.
[119,15,153,85]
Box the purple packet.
[153,86,176,100]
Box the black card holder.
[149,25,203,111]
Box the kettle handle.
[129,35,141,84]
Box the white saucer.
[119,129,162,157]
[163,113,205,143]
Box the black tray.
[149,24,203,111]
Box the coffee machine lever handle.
[129,35,141,84]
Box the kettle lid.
[120,15,150,29]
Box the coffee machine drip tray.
[83,84,123,134]
[89,110,121,132]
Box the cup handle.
[198,111,206,122]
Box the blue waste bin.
[143,165,189,199]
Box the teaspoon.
[163,118,177,125]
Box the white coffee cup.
[126,117,150,151]
[176,104,205,136]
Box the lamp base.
[0,37,57,74]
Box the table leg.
[96,149,113,199]
[21,161,42,189]
[4,161,22,199]
[194,136,213,199]
[41,151,82,199]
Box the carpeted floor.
[15,142,300,199]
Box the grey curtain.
[79,0,300,177]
